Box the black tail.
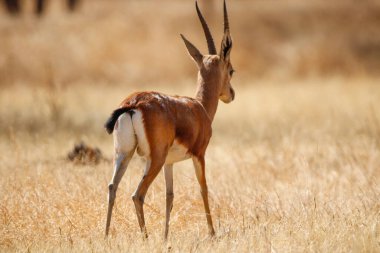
[104,107,133,134]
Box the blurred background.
[1,1,380,251]
[1,0,380,147]
[1,0,380,88]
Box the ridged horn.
[195,1,217,55]
[223,0,230,34]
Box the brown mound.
[67,142,103,165]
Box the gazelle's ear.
[181,34,203,67]
[220,33,232,62]
[220,0,232,62]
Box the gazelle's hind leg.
[192,156,215,236]
[132,155,166,238]
[164,164,174,240]
[105,113,136,236]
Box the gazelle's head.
[181,0,235,103]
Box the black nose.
[230,88,235,100]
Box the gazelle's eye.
[229,70,235,76]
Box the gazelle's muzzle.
[220,87,235,103]
[230,87,235,101]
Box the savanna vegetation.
[0,0,379,252]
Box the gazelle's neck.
[195,72,221,121]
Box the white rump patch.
[165,140,190,164]
[131,110,150,157]
[113,113,136,154]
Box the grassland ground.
[0,80,379,252]
[1,0,380,251]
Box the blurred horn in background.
[35,0,44,16]
[67,0,80,12]
[3,0,80,16]
[4,0,21,15]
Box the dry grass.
[1,80,380,252]
[1,0,380,252]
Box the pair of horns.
[196,0,230,55]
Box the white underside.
[114,110,191,167]
[165,140,191,165]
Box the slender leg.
[132,157,166,238]
[192,156,215,236]
[106,112,136,236]
[164,164,174,240]
[105,152,133,236]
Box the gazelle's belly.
[165,141,191,164]
[131,109,191,164]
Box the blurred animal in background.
[3,0,80,16]
[67,141,104,165]
[104,0,235,239]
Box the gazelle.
[104,0,234,239]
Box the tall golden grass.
[1,80,379,252]
[0,0,380,252]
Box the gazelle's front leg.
[192,156,215,236]
[164,164,174,239]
